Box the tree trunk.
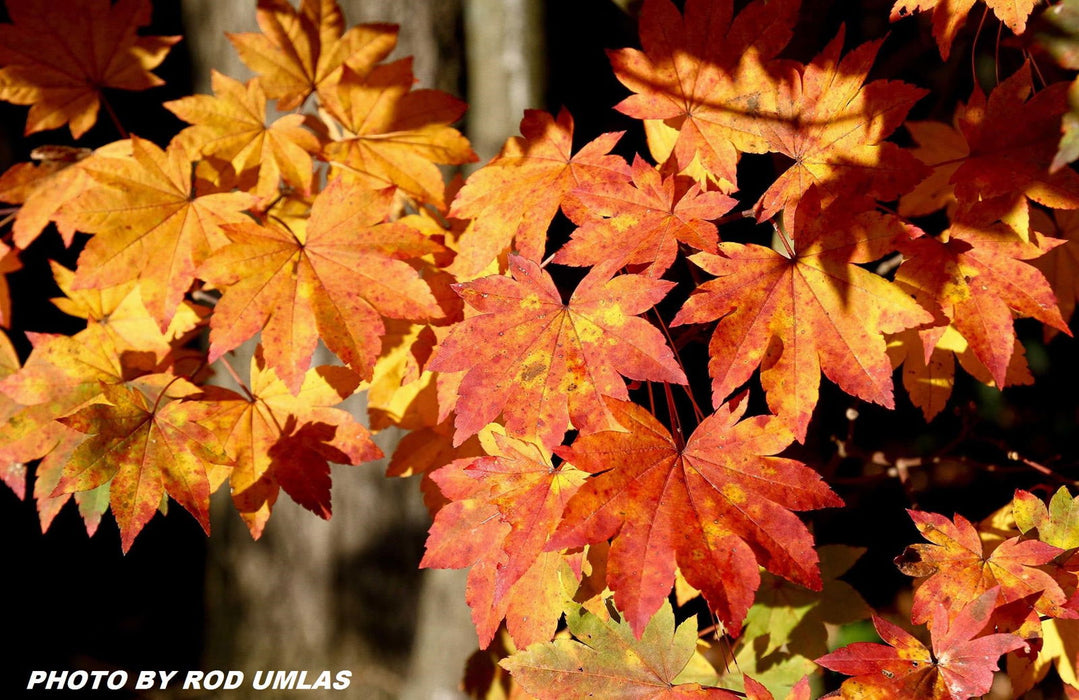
[179,1,542,697]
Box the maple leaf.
[895,213,1070,389]
[908,64,1079,229]
[895,509,1069,624]
[754,29,928,220]
[165,71,321,202]
[200,178,444,393]
[500,599,736,699]
[0,145,102,248]
[0,329,23,498]
[888,326,1033,421]
[421,431,586,648]
[0,328,174,540]
[898,119,969,219]
[0,0,178,137]
[1032,208,1079,339]
[0,241,20,328]
[817,588,1028,699]
[549,397,841,637]
[1014,487,1079,550]
[200,349,380,538]
[1008,616,1079,696]
[447,109,630,276]
[428,255,687,450]
[673,195,932,441]
[608,0,799,188]
[743,676,811,700]
[51,379,231,553]
[50,261,204,359]
[321,60,477,209]
[60,136,257,329]
[742,545,872,660]
[891,0,1037,60]
[227,0,398,111]
[553,155,736,277]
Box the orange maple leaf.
[891,0,1038,60]
[888,327,1033,421]
[201,349,380,539]
[549,397,842,637]
[1032,208,1079,339]
[0,324,196,536]
[165,71,322,202]
[60,136,257,329]
[608,0,800,188]
[818,588,1028,699]
[447,109,630,276]
[903,64,1079,235]
[428,256,687,450]
[895,510,1069,625]
[895,212,1069,389]
[421,432,586,648]
[320,60,477,209]
[0,145,102,248]
[52,379,232,553]
[200,178,444,392]
[754,29,928,221]
[0,0,178,137]
[0,241,19,328]
[673,195,932,441]
[227,0,398,111]
[553,155,736,276]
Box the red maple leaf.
[608,0,799,188]
[554,155,736,277]
[818,588,1028,699]
[447,109,629,276]
[421,433,586,648]
[548,397,841,637]
[895,509,1069,625]
[429,255,687,449]
[753,29,928,220]
[673,193,932,441]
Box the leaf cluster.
[1,0,1079,697]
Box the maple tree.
[4,0,1079,697]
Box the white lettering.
[273,670,298,689]
[334,670,352,690]
[311,670,331,690]
[67,671,88,690]
[183,671,204,689]
[26,671,46,689]
[106,671,127,690]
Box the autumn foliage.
[4,0,1079,697]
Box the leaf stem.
[216,352,256,403]
[100,92,129,140]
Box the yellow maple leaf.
[60,136,257,329]
[166,70,322,202]
[0,0,178,137]
[321,61,477,209]
[227,0,398,111]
